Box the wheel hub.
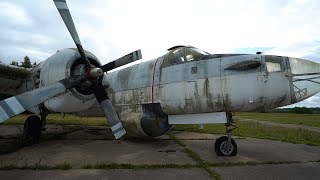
[220,141,234,155]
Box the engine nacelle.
[77,103,172,137]
[39,48,101,112]
[119,103,171,137]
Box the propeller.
[53,0,141,139]
[0,75,86,123]
[0,0,142,139]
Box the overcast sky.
[0,0,320,107]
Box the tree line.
[271,106,320,114]
[10,56,37,68]
[0,56,37,99]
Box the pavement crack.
[168,133,221,180]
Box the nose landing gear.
[214,112,238,156]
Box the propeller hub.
[89,67,103,78]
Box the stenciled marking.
[54,1,68,10]
[0,100,15,118]
[0,106,9,122]
[5,97,25,115]
[113,128,126,139]
[111,122,123,132]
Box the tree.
[20,56,32,68]
[289,106,312,114]
[32,62,37,67]
[10,61,19,66]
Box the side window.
[162,47,204,68]
[169,48,195,64]
[265,56,284,72]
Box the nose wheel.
[214,112,238,156]
[214,136,237,156]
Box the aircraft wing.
[0,62,30,95]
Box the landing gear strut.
[23,105,48,143]
[214,112,238,156]
[39,105,48,132]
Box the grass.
[0,162,72,170]
[236,112,320,127]
[52,162,72,170]
[174,120,320,146]
[2,114,107,126]
[82,163,195,169]
[207,160,301,167]
[6,112,320,128]
[169,133,222,180]
[3,113,320,150]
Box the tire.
[23,115,41,143]
[214,136,237,156]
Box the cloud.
[1,0,320,108]
[1,0,319,63]
[285,94,320,107]
[266,41,320,62]
[0,2,34,26]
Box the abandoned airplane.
[0,0,319,156]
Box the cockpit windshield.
[163,46,210,67]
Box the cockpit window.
[162,46,209,67]
[265,55,284,72]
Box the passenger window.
[265,56,284,72]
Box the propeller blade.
[92,83,126,139]
[101,49,142,72]
[53,0,91,68]
[0,76,85,123]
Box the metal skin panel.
[289,57,320,103]
[169,112,227,124]
[156,54,294,114]
[105,59,155,92]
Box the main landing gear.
[23,115,41,143]
[23,105,48,143]
[214,112,238,156]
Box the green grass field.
[174,121,320,146]
[235,112,320,127]
[2,113,320,147]
[2,114,107,126]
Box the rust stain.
[224,94,232,111]
[216,94,223,111]
[204,78,214,111]
[117,66,133,90]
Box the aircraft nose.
[289,57,320,103]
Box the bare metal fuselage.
[77,52,320,136]
[102,54,317,113]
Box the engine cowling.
[77,103,172,137]
[38,48,101,112]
